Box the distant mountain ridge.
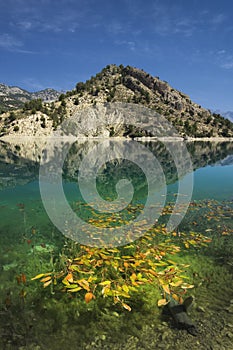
[0,64,233,138]
[218,111,233,123]
[0,83,60,112]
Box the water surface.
[0,139,232,350]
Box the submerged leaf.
[157,299,168,307]
[31,273,46,280]
[67,286,82,293]
[40,276,52,283]
[43,280,52,288]
[122,303,131,311]
[85,292,95,303]
[99,280,112,286]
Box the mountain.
[213,109,233,123]
[0,64,233,138]
[221,111,233,123]
[0,83,60,112]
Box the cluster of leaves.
[31,224,212,311]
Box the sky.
[0,0,233,111]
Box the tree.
[59,94,66,102]
[8,111,16,122]
[76,82,85,93]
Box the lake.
[0,138,233,350]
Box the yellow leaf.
[170,280,183,287]
[160,251,166,256]
[43,280,52,288]
[122,303,131,311]
[162,284,170,294]
[157,299,168,307]
[85,292,95,303]
[102,285,111,296]
[99,280,112,286]
[77,279,90,291]
[122,285,129,293]
[67,287,82,293]
[171,293,179,302]
[40,276,52,283]
[65,273,73,283]
[181,283,194,289]
[62,278,70,286]
[31,273,45,280]
[154,261,168,266]
[167,260,177,265]
[148,269,157,277]
[130,273,137,281]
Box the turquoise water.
[0,140,233,350]
[192,164,233,200]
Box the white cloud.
[211,13,226,25]
[213,49,233,70]
[0,33,36,54]
[0,33,22,49]
[115,40,136,51]
[221,61,233,69]
[18,21,33,30]
[107,21,126,35]
[217,50,226,55]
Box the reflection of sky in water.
[166,164,233,202]
[192,164,233,201]
[1,161,233,205]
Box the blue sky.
[0,0,232,111]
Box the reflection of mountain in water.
[0,139,233,191]
[218,155,233,166]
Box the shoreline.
[1,134,233,142]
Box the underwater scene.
[0,139,233,350]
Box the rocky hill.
[0,83,60,113]
[0,64,233,138]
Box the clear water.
[0,139,233,350]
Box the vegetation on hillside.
[0,64,233,137]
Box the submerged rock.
[163,296,198,336]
